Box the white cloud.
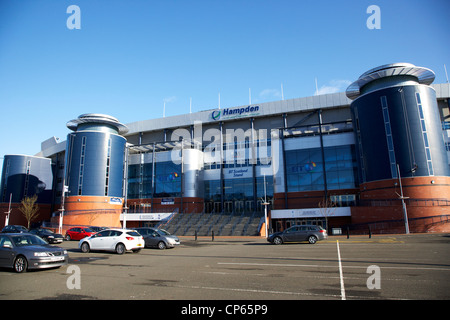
[259,88,281,98]
[315,80,351,95]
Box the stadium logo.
[211,105,260,121]
[212,110,221,120]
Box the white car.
[79,229,144,254]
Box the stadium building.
[1,63,450,235]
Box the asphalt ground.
[0,233,449,304]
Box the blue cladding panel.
[66,132,125,197]
[351,84,449,182]
[0,155,53,203]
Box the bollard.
[211,230,214,241]
[195,230,197,241]
[346,226,350,239]
[368,225,372,239]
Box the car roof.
[69,226,93,229]
[101,228,137,232]
[288,225,320,228]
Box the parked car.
[89,226,106,233]
[267,225,328,245]
[79,229,144,254]
[29,228,64,244]
[1,225,28,233]
[135,227,180,249]
[0,233,68,273]
[65,227,96,241]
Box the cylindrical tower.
[0,155,53,227]
[347,63,450,232]
[63,114,128,229]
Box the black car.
[267,225,328,245]
[1,225,28,233]
[29,228,64,244]
[89,226,107,233]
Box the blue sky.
[0,0,449,163]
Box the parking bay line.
[337,240,346,300]
[217,262,450,273]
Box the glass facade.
[128,161,181,199]
[127,133,356,213]
[154,161,181,197]
[286,145,358,192]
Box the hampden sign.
[212,105,261,120]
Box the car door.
[297,226,309,241]
[146,229,160,247]
[79,228,91,240]
[0,235,15,267]
[70,228,81,240]
[104,230,122,250]
[283,227,298,242]
[88,230,110,249]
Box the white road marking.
[336,240,346,300]
[217,262,450,272]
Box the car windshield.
[84,228,94,232]
[11,235,47,246]
[157,229,171,235]
[39,229,54,234]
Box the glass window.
[285,145,357,192]
[154,161,181,197]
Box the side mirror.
[3,244,12,249]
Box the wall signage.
[212,105,260,121]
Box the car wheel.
[308,235,318,244]
[273,237,283,245]
[81,242,90,253]
[157,241,167,250]
[14,255,28,273]
[116,243,126,255]
[65,234,71,241]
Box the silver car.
[135,227,180,249]
[268,225,328,245]
[0,233,68,272]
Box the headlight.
[34,252,49,257]
[63,250,68,255]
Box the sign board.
[271,207,351,219]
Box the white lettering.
[366,5,381,30]
[66,5,81,30]
[366,265,381,289]
[66,265,81,289]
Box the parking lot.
[1,233,449,301]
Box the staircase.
[163,210,264,236]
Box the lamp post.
[59,185,68,235]
[262,174,270,238]
[397,164,410,234]
[4,193,12,226]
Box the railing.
[342,215,450,235]
[359,198,450,207]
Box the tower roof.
[67,113,129,135]
[346,63,435,100]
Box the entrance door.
[224,201,233,213]
[205,202,213,213]
[214,202,222,213]
[235,201,244,214]
[245,200,253,213]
